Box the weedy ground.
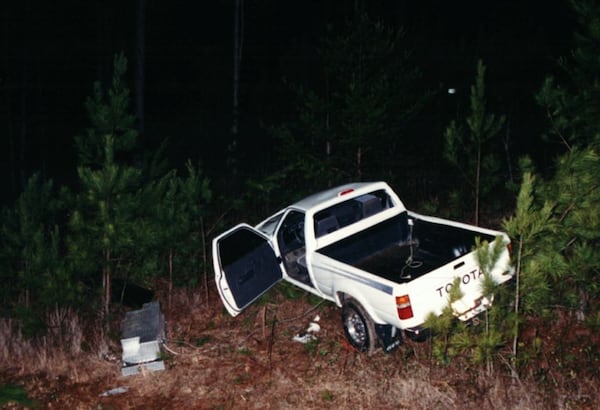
[1,283,598,409]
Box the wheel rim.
[345,309,367,347]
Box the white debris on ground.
[100,386,129,397]
[292,315,321,344]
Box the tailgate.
[400,250,510,327]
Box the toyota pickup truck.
[212,182,514,353]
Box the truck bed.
[317,212,495,284]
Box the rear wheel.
[342,297,377,354]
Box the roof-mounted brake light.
[338,188,354,196]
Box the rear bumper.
[404,325,430,342]
[453,295,493,321]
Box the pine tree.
[68,52,215,320]
[444,60,505,225]
[148,161,211,310]
[68,54,142,319]
[532,0,600,319]
[501,0,600,373]
[0,174,54,310]
[0,174,79,335]
[536,0,600,149]
[511,0,600,320]
[75,53,137,167]
[70,135,141,318]
[271,8,428,195]
[502,171,554,371]
[474,235,512,375]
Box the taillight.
[507,242,513,256]
[396,295,414,320]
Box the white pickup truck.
[212,182,514,353]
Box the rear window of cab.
[313,190,393,238]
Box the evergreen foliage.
[0,174,80,335]
[150,162,211,290]
[503,151,599,372]
[444,60,506,225]
[505,154,600,313]
[536,0,600,149]
[0,175,77,306]
[67,53,213,318]
[67,55,142,318]
[69,133,142,318]
[505,0,599,318]
[1,52,213,326]
[501,0,600,373]
[75,52,138,166]
[270,8,429,198]
[474,236,505,299]
[0,174,55,311]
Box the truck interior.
[277,210,314,287]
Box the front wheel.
[341,297,377,354]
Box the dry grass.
[0,286,598,409]
[0,307,114,383]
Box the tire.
[341,297,377,354]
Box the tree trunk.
[475,142,481,226]
[232,0,244,136]
[504,116,514,183]
[6,91,16,203]
[102,249,111,319]
[168,248,173,312]
[201,217,209,304]
[511,237,523,378]
[135,0,146,137]
[19,52,28,191]
[94,2,109,84]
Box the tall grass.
[0,307,109,379]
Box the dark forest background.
[1,0,574,205]
[0,0,598,384]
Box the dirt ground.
[1,285,598,409]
